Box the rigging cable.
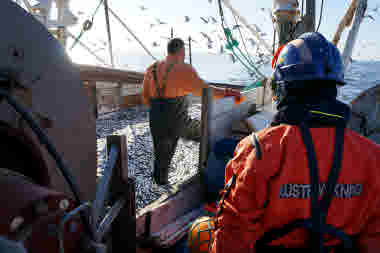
[228,28,265,78]
[217,0,256,74]
[69,0,104,50]
[232,13,256,67]
[316,0,325,32]
[67,32,110,66]
[107,7,157,61]
[217,0,265,78]
[103,0,115,67]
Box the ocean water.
[116,50,380,104]
[338,60,380,104]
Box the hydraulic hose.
[0,87,92,237]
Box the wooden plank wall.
[82,82,144,116]
[78,64,251,117]
[136,175,203,241]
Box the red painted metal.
[0,122,50,186]
[0,171,84,253]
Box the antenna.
[188,36,192,65]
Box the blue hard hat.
[272,32,345,86]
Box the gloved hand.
[224,88,241,97]
[224,88,244,104]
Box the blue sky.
[66,0,380,68]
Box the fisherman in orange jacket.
[142,38,241,185]
[210,32,380,253]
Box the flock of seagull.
[75,1,379,65]
[74,1,274,65]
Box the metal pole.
[171,28,174,38]
[306,0,316,32]
[103,0,115,67]
[188,36,192,65]
[342,0,367,71]
[199,88,212,200]
[107,7,157,61]
[332,0,358,46]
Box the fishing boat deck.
[96,97,203,212]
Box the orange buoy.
[187,216,215,253]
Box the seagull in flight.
[209,16,218,23]
[160,36,171,40]
[200,17,209,24]
[200,32,212,43]
[98,39,107,46]
[155,18,167,25]
[252,24,262,33]
[371,4,379,13]
[364,15,375,21]
[248,38,256,47]
[139,5,148,11]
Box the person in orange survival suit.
[142,38,242,185]
[210,32,380,253]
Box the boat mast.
[342,0,367,71]
[107,8,157,61]
[332,0,358,46]
[103,0,115,67]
